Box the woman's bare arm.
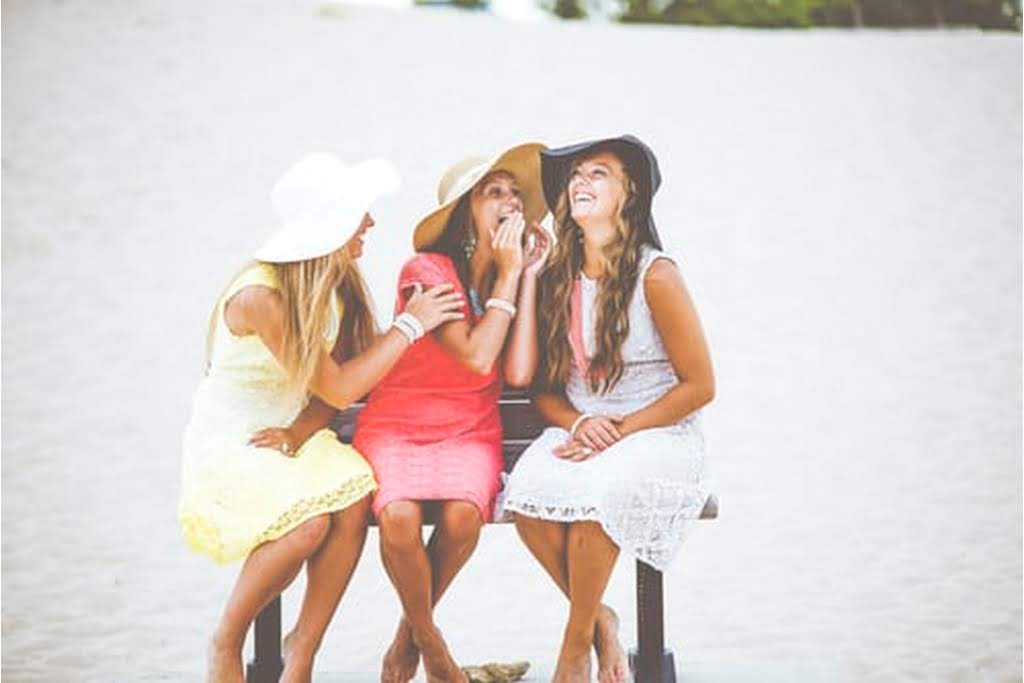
[618,259,714,435]
[430,268,520,375]
[502,224,550,387]
[227,282,463,409]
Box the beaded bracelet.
[485,298,517,317]
[392,312,424,343]
[392,318,418,344]
[569,413,593,439]
[399,312,425,338]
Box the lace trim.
[498,484,710,571]
[181,473,377,563]
[254,473,376,545]
[498,498,603,523]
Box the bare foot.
[415,626,468,683]
[280,630,315,683]
[206,636,244,683]
[552,647,592,683]
[595,606,629,683]
[381,619,420,683]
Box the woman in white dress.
[499,135,715,683]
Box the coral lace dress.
[355,253,504,521]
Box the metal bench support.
[629,560,676,683]
[246,596,283,683]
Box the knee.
[291,514,331,552]
[378,502,423,554]
[439,502,482,546]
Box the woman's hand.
[553,413,628,461]
[403,283,466,333]
[491,212,526,277]
[523,221,552,278]
[573,414,625,452]
[249,426,304,457]
[554,438,593,461]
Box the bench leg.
[245,596,284,683]
[628,560,677,683]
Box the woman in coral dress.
[353,143,551,683]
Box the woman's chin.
[571,207,594,224]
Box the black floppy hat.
[540,134,663,250]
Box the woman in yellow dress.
[178,153,465,683]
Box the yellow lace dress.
[178,263,377,564]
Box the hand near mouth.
[492,211,526,276]
[523,221,551,277]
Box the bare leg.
[281,495,372,683]
[385,501,484,682]
[207,515,331,683]
[378,501,467,683]
[553,521,620,683]
[514,515,628,683]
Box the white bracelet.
[396,312,425,339]
[392,313,423,343]
[485,298,517,317]
[392,318,417,344]
[569,413,593,439]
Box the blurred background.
[2,0,1021,681]
[460,0,1022,29]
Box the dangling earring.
[463,232,477,260]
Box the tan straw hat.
[412,142,547,251]
[254,152,400,263]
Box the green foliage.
[608,0,1021,28]
[551,0,587,18]
[625,0,826,27]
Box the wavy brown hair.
[422,193,476,294]
[208,248,376,396]
[537,156,646,394]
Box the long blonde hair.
[537,159,645,394]
[206,248,377,396]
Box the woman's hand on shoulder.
[402,282,466,334]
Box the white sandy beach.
[2,1,1021,681]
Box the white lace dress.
[498,247,709,570]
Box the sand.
[2,1,1021,680]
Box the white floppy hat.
[254,152,400,263]
[412,142,546,251]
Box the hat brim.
[413,142,547,252]
[540,135,662,250]
[254,158,400,263]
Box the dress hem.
[180,473,378,565]
[498,488,708,572]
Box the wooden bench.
[246,389,718,683]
